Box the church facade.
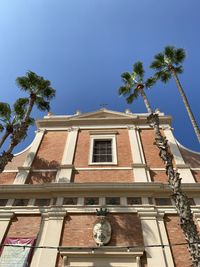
[0,108,200,267]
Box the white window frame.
[89,134,117,165]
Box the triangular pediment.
[72,109,134,119]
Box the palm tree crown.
[150,45,185,82]
[16,71,56,114]
[118,61,155,113]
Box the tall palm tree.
[150,46,200,143]
[0,71,56,173]
[118,61,155,113]
[118,62,200,266]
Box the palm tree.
[118,62,200,266]
[118,61,155,113]
[0,71,56,173]
[150,46,200,143]
[0,98,29,148]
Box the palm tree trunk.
[171,70,200,143]
[140,89,153,113]
[0,131,10,148]
[148,113,200,267]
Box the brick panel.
[5,215,41,238]
[73,129,132,167]
[192,170,200,183]
[5,148,30,170]
[150,170,168,183]
[60,213,143,247]
[0,172,16,184]
[164,215,192,267]
[26,171,56,184]
[32,131,67,169]
[140,129,165,168]
[72,170,133,183]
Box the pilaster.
[0,212,14,243]
[30,209,66,267]
[56,127,79,183]
[157,213,175,267]
[138,211,167,267]
[14,130,45,184]
[128,126,150,182]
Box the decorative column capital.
[138,211,158,220]
[0,212,14,220]
[67,127,79,132]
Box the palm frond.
[160,71,171,83]
[0,102,11,121]
[133,61,144,78]
[121,72,132,83]
[13,98,29,119]
[36,98,50,111]
[174,66,184,74]
[27,117,35,126]
[40,87,56,100]
[118,86,131,96]
[164,46,175,61]
[16,76,30,91]
[126,89,139,103]
[150,60,164,70]
[154,53,165,64]
[174,48,186,65]
[27,71,41,87]
[126,94,134,104]
[145,77,157,88]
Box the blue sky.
[0,0,199,152]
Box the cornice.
[36,115,172,129]
[0,182,200,194]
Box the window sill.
[88,162,117,166]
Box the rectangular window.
[0,199,8,206]
[93,140,112,163]
[84,197,99,205]
[155,198,172,206]
[63,198,78,205]
[34,198,51,206]
[13,199,29,206]
[106,197,120,205]
[127,197,142,205]
[89,134,117,165]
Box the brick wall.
[60,213,143,247]
[164,215,192,267]
[32,131,68,169]
[57,213,144,267]
[5,215,41,238]
[4,148,30,170]
[72,170,133,183]
[150,170,168,183]
[140,129,165,168]
[73,129,132,167]
[0,172,16,185]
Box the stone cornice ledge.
[0,183,200,194]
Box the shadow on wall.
[26,154,59,184]
[32,155,60,169]
[107,213,145,247]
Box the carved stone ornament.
[93,216,111,246]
